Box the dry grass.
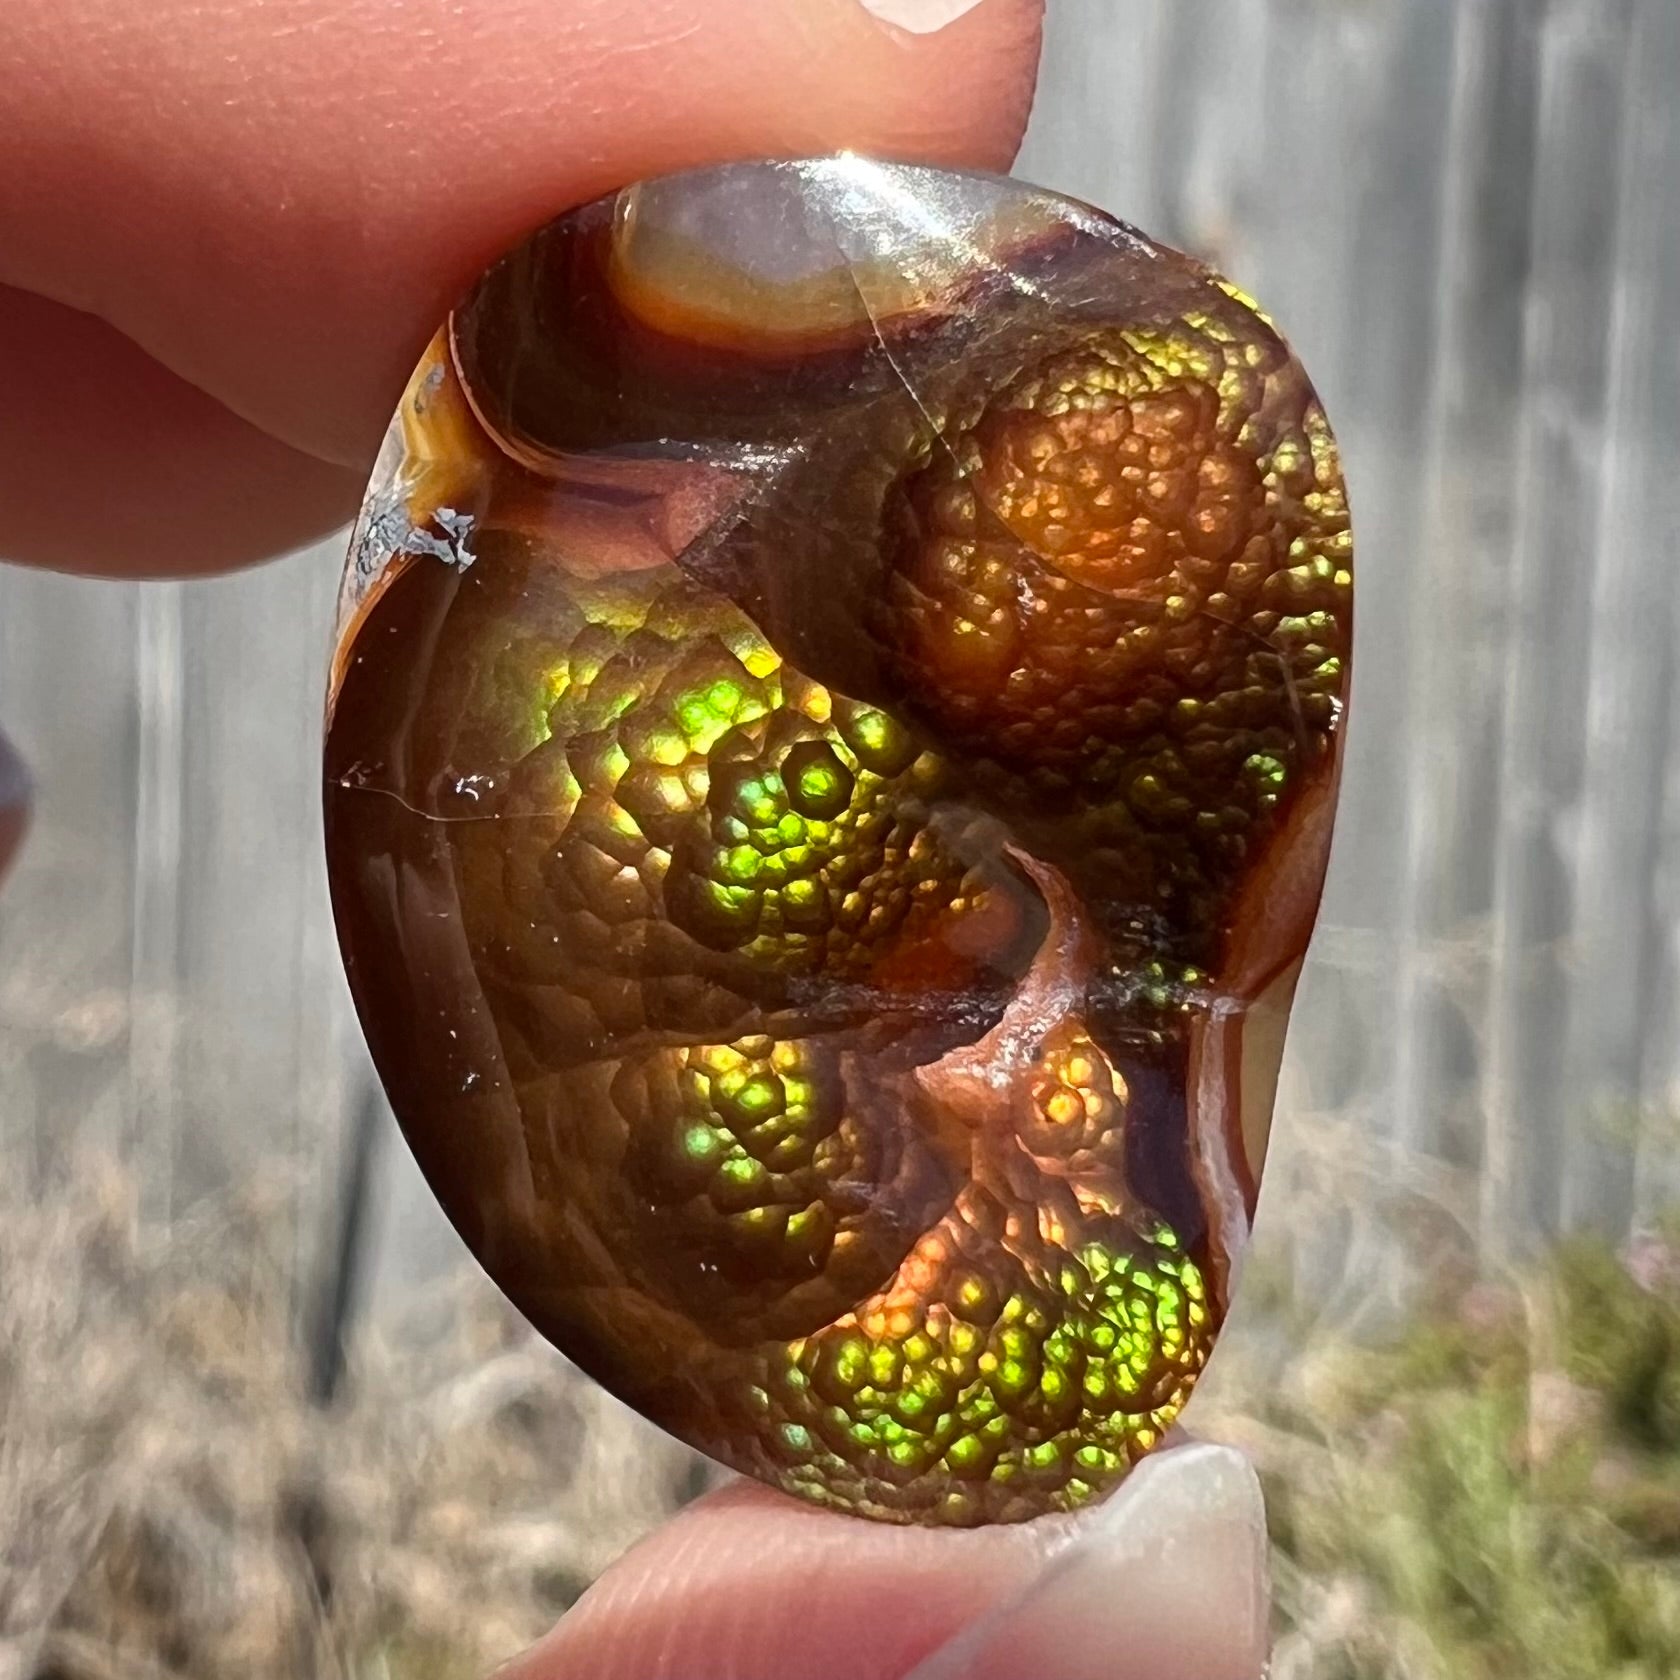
[3,1146,1677,1679]
[1197,1114,1680,1680]
[0,1155,694,1680]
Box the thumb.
[908,1442,1270,1680]
[502,1442,1269,1680]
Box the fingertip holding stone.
[907,1443,1270,1680]
[856,0,993,34]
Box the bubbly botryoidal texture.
[324,159,1352,1527]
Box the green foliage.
[1264,1217,1680,1679]
[1555,1234,1680,1462]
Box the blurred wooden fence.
[2,0,1678,1313]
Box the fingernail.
[856,0,991,35]
[907,1443,1271,1680]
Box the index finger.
[0,0,1043,572]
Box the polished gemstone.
[325,159,1352,1526]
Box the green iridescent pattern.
[627,1037,850,1284]
[755,1221,1208,1525]
[326,160,1352,1527]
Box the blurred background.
[3,0,1678,1674]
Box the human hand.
[1,4,1270,1674]
[1,0,1042,578]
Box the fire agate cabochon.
[325,159,1352,1527]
